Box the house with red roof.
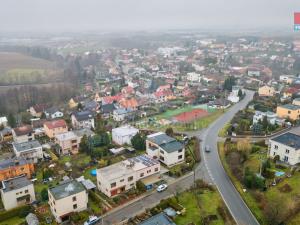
[119,97,138,110]
[44,119,68,139]
[156,84,171,92]
[154,90,175,103]
[121,86,135,96]
[101,94,123,105]
[283,87,300,99]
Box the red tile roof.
[44,119,67,129]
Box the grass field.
[174,190,228,225]
[0,217,25,225]
[0,52,63,85]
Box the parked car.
[84,216,101,225]
[157,184,168,192]
[205,145,211,153]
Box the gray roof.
[49,180,86,200]
[73,128,95,138]
[148,133,183,153]
[271,132,300,149]
[0,157,32,170]
[45,106,60,114]
[2,175,32,193]
[13,140,41,152]
[138,212,176,225]
[73,110,94,121]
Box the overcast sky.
[1,0,299,32]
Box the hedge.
[0,205,31,222]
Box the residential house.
[71,110,95,129]
[146,132,185,167]
[258,85,275,97]
[12,125,34,143]
[83,100,99,112]
[186,72,202,83]
[0,175,35,210]
[68,96,86,109]
[276,104,300,120]
[0,116,8,127]
[48,180,88,223]
[113,108,135,122]
[112,126,139,145]
[227,86,243,103]
[100,103,116,118]
[0,127,13,142]
[269,132,300,165]
[252,111,279,125]
[12,140,43,163]
[54,131,81,155]
[119,97,138,110]
[97,154,160,197]
[121,86,135,96]
[44,107,64,119]
[154,90,175,103]
[293,98,300,106]
[29,104,49,117]
[0,158,34,181]
[138,212,176,225]
[282,87,300,99]
[279,75,295,84]
[44,119,68,139]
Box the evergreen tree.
[7,113,16,128]
[79,135,90,154]
[131,133,146,151]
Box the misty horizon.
[1,0,299,33]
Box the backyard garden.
[218,138,300,225]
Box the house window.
[288,111,291,114]
[159,156,165,161]
[286,149,290,154]
[147,170,151,173]
[155,167,159,172]
[120,179,124,182]
[178,155,183,160]
[72,196,76,202]
[273,152,276,156]
[130,183,134,187]
[274,145,278,149]
[54,208,56,212]
[140,173,144,177]
[110,182,116,188]
[128,176,133,182]
[284,156,289,162]
[25,190,28,193]
[73,204,77,209]
[160,150,164,155]
[178,149,183,153]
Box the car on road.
[84,216,101,225]
[205,145,211,153]
[157,184,168,192]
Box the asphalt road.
[101,90,259,225]
[200,90,259,225]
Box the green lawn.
[174,190,226,225]
[0,217,25,225]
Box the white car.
[157,184,168,192]
[84,216,101,225]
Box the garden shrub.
[278,184,292,193]
[0,205,31,222]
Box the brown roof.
[31,104,49,113]
[13,125,33,136]
[44,119,67,130]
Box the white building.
[186,72,202,83]
[227,86,243,103]
[0,175,35,210]
[48,180,88,223]
[268,132,300,165]
[12,140,43,163]
[0,117,8,127]
[97,155,160,197]
[112,126,139,145]
[146,132,185,167]
[45,107,64,119]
